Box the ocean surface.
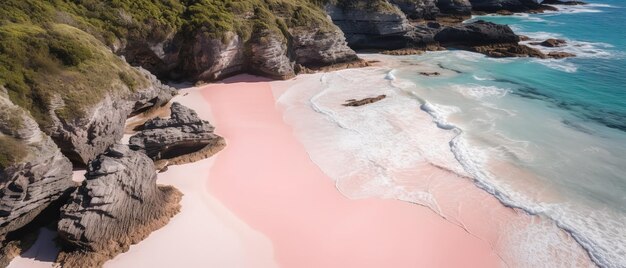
[278,1,625,267]
[414,2,626,266]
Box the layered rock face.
[436,0,473,16]
[0,90,73,263]
[178,31,246,82]
[117,3,358,83]
[48,68,176,166]
[434,20,520,46]
[57,144,182,267]
[129,103,226,169]
[326,3,415,49]
[389,0,440,19]
[469,0,542,12]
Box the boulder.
[343,95,387,107]
[531,38,567,47]
[56,144,182,267]
[472,43,547,58]
[434,20,520,46]
[129,103,225,169]
[547,51,576,58]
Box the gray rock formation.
[389,0,440,19]
[434,20,520,46]
[179,31,247,81]
[326,3,414,49]
[0,91,73,263]
[248,30,296,79]
[57,144,182,267]
[48,67,177,166]
[122,16,357,82]
[129,103,225,169]
[436,0,473,16]
[469,0,542,12]
[291,27,360,68]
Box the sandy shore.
[9,72,536,267]
[8,85,278,268]
[202,75,501,267]
[105,86,277,268]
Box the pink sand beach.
[201,75,502,268]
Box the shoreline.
[272,58,594,267]
[7,57,595,268]
[202,74,502,267]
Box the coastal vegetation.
[0,0,339,125]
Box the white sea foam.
[452,84,510,100]
[277,62,625,267]
[536,59,579,72]
[520,30,619,60]
[544,4,604,13]
[472,74,495,81]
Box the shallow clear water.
[395,2,626,266]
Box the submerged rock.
[56,144,182,267]
[129,103,225,169]
[547,51,576,59]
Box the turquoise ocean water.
[392,2,625,267]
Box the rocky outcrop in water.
[56,144,181,267]
[531,38,567,47]
[0,90,74,264]
[129,103,225,170]
[343,95,387,107]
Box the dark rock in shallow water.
[547,51,576,59]
[435,20,520,46]
[56,144,182,267]
[531,38,567,47]
[130,103,225,170]
[343,95,387,107]
[472,43,547,58]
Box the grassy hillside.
[0,0,341,126]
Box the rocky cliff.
[56,144,182,267]
[0,89,74,264]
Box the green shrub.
[0,136,27,170]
